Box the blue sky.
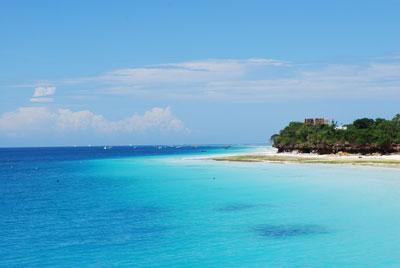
[1,0,400,146]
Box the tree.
[353,118,374,129]
[271,114,400,154]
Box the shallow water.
[1,146,400,267]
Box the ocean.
[1,145,400,267]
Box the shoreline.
[209,148,400,168]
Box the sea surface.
[1,145,400,267]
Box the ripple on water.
[253,224,329,238]
[217,203,262,212]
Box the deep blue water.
[1,145,400,267]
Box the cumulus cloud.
[0,107,56,133]
[33,86,56,97]
[30,85,56,103]
[0,107,184,136]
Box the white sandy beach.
[206,146,400,168]
[256,147,400,161]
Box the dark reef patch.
[253,224,329,238]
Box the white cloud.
[30,97,54,103]
[30,85,56,103]
[33,85,56,97]
[0,107,185,136]
[58,58,400,101]
[18,57,400,102]
[64,58,288,86]
[0,107,57,136]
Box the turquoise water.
[2,146,400,267]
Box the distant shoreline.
[210,149,400,168]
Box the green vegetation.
[271,114,400,154]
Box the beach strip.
[211,151,400,167]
